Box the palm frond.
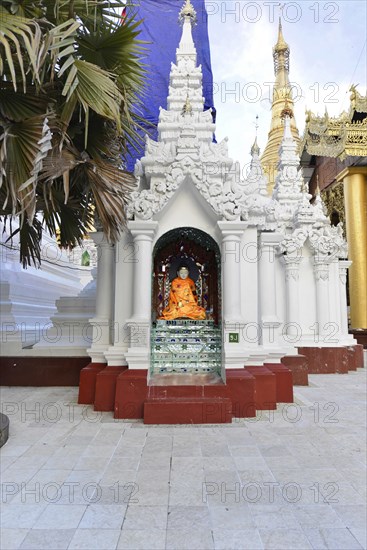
[77,16,146,76]
[0,7,42,92]
[1,0,147,267]
[4,215,43,268]
[61,59,122,145]
[1,0,126,24]
[0,85,50,122]
[39,141,84,184]
[73,160,137,242]
[48,18,80,78]
[40,180,94,248]
[0,115,52,219]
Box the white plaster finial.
[179,0,197,24]
[250,136,260,158]
[242,136,268,198]
[177,0,197,61]
[282,112,294,142]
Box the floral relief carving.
[313,262,330,281]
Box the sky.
[205,0,367,167]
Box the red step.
[114,369,148,419]
[148,384,209,399]
[94,366,127,411]
[112,364,296,421]
[78,363,106,404]
[144,397,232,424]
[298,347,349,374]
[147,373,256,419]
[281,355,309,385]
[245,366,276,410]
[355,344,364,369]
[264,363,294,403]
[345,344,364,371]
[114,369,258,421]
[225,370,256,418]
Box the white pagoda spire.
[159,0,213,139]
[164,1,204,116]
[129,0,237,222]
[246,137,268,196]
[272,105,304,208]
[177,0,197,60]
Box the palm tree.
[0,0,146,267]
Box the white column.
[129,221,158,321]
[328,258,342,342]
[87,231,115,363]
[240,228,259,354]
[241,228,258,324]
[125,221,158,370]
[219,223,245,322]
[313,258,331,340]
[218,221,248,369]
[259,233,282,347]
[339,260,352,341]
[283,255,302,338]
[104,230,134,366]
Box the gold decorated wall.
[321,183,346,237]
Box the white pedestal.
[87,232,115,363]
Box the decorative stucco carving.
[313,261,330,281]
[283,257,302,281]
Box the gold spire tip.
[179,0,197,23]
[274,17,289,52]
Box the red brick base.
[245,367,277,410]
[298,345,362,374]
[264,363,294,403]
[94,366,127,411]
[74,343,363,424]
[114,370,148,419]
[144,398,232,424]
[352,344,364,369]
[78,363,106,404]
[281,355,309,385]
[113,367,278,423]
[226,370,256,418]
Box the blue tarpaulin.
[126,0,215,171]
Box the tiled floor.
[0,370,366,550]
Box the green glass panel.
[150,320,222,376]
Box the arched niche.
[152,227,221,324]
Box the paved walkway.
[0,370,366,550]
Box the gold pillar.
[337,167,367,329]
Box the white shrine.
[84,0,356,386]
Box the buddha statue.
[160,266,206,320]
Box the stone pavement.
[0,369,366,550]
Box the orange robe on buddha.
[160,277,206,320]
